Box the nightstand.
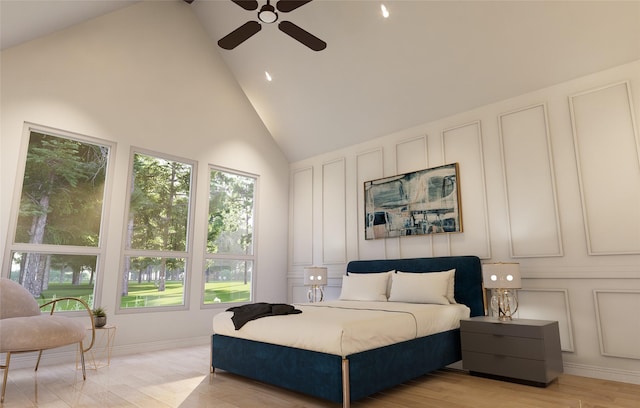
[460,316,563,386]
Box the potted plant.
[92,307,107,328]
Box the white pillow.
[395,269,456,304]
[347,270,394,297]
[339,272,390,301]
[388,270,453,305]
[443,269,457,303]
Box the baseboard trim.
[5,336,211,370]
[563,362,640,385]
[448,361,639,385]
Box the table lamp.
[482,262,521,321]
[304,266,327,303]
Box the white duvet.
[212,300,470,357]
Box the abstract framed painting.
[364,163,462,239]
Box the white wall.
[289,60,640,384]
[0,1,289,362]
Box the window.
[4,126,112,310]
[120,150,195,310]
[204,167,256,304]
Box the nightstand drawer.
[460,318,552,339]
[461,332,547,360]
[462,351,556,384]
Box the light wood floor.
[1,344,638,407]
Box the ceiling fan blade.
[278,20,326,51]
[218,21,262,50]
[276,0,313,13]
[231,0,259,11]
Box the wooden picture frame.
[364,163,462,239]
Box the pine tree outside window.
[3,125,113,310]
[119,150,195,311]
[204,167,257,305]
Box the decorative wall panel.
[291,167,313,265]
[499,104,563,257]
[396,136,428,174]
[322,158,347,264]
[441,121,491,258]
[569,81,640,255]
[396,136,432,258]
[517,288,574,352]
[593,290,640,359]
[356,149,385,259]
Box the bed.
[211,256,484,407]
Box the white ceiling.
[2,0,639,162]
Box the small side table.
[77,325,117,370]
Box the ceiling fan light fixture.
[258,3,278,23]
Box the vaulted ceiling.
[2,0,639,161]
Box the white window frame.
[2,122,116,310]
[202,164,259,307]
[117,147,197,314]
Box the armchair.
[0,278,95,402]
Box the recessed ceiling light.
[381,4,389,18]
[265,71,272,81]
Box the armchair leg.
[78,342,86,380]
[35,350,43,371]
[1,352,11,403]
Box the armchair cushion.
[0,315,86,352]
[0,278,87,352]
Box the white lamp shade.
[304,267,327,286]
[482,263,521,289]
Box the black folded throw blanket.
[226,302,302,330]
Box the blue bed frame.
[211,256,484,407]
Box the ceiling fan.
[185,0,326,51]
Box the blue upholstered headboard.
[346,256,485,317]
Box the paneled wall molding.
[441,120,492,258]
[517,288,575,352]
[569,80,640,255]
[525,273,640,279]
[521,265,640,279]
[394,135,434,259]
[395,135,429,174]
[498,103,564,258]
[322,157,347,264]
[290,166,314,265]
[356,148,386,260]
[593,290,640,360]
[440,120,482,159]
[571,80,640,165]
[355,146,386,162]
